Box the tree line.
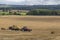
[27,9,60,15]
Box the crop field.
[0,16,60,40]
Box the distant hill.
[0,4,60,10]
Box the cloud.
[0,0,60,5]
[22,0,60,5]
[6,0,25,2]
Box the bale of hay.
[8,25,20,31]
[1,28,6,30]
[51,31,55,34]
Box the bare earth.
[0,16,60,40]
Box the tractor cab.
[20,26,32,32]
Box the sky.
[0,0,59,5]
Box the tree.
[27,9,58,15]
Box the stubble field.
[0,16,60,40]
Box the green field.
[0,11,27,15]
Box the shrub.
[2,13,5,15]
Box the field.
[0,16,60,40]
